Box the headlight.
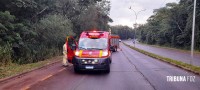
[102,51,108,56]
[94,59,98,62]
[75,51,79,56]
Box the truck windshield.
[78,38,108,50]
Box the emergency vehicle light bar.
[85,31,104,39]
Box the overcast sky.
[108,0,180,28]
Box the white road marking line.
[58,68,65,72]
[41,75,53,81]
[21,86,30,90]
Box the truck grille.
[80,59,99,65]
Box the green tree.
[137,0,200,50]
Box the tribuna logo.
[166,76,195,82]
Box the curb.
[0,57,61,84]
[123,42,200,75]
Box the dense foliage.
[0,0,111,65]
[137,0,200,50]
[111,25,135,40]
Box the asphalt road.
[124,40,200,66]
[0,43,200,90]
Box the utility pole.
[129,6,145,47]
[191,0,197,65]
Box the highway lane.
[121,43,200,90]
[124,40,200,66]
[29,45,154,90]
[0,43,200,90]
[29,43,200,90]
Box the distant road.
[124,40,200,66]
[0,43,200,90]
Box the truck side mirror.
[72,44,76,50]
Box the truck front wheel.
[105,67,110,73]
[105,64,110,73]
[74,66,80,73]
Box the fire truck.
[66,31,119,73]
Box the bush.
[0,44,12,66]
[10,14,75,64]
[13,14,74,64]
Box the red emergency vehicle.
[66,31,119,73]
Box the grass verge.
[0,56,62,79]
[123,43,200,75]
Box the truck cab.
[66,31,119,73]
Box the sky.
[108,0,180,28]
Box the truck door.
[66,36,77,63]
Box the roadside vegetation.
[110,25,135,40]
[136,0,200,51]
[0,56,61,79]
[0,0,111,66]
[110,0,200,51]
[124,43,200,75]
